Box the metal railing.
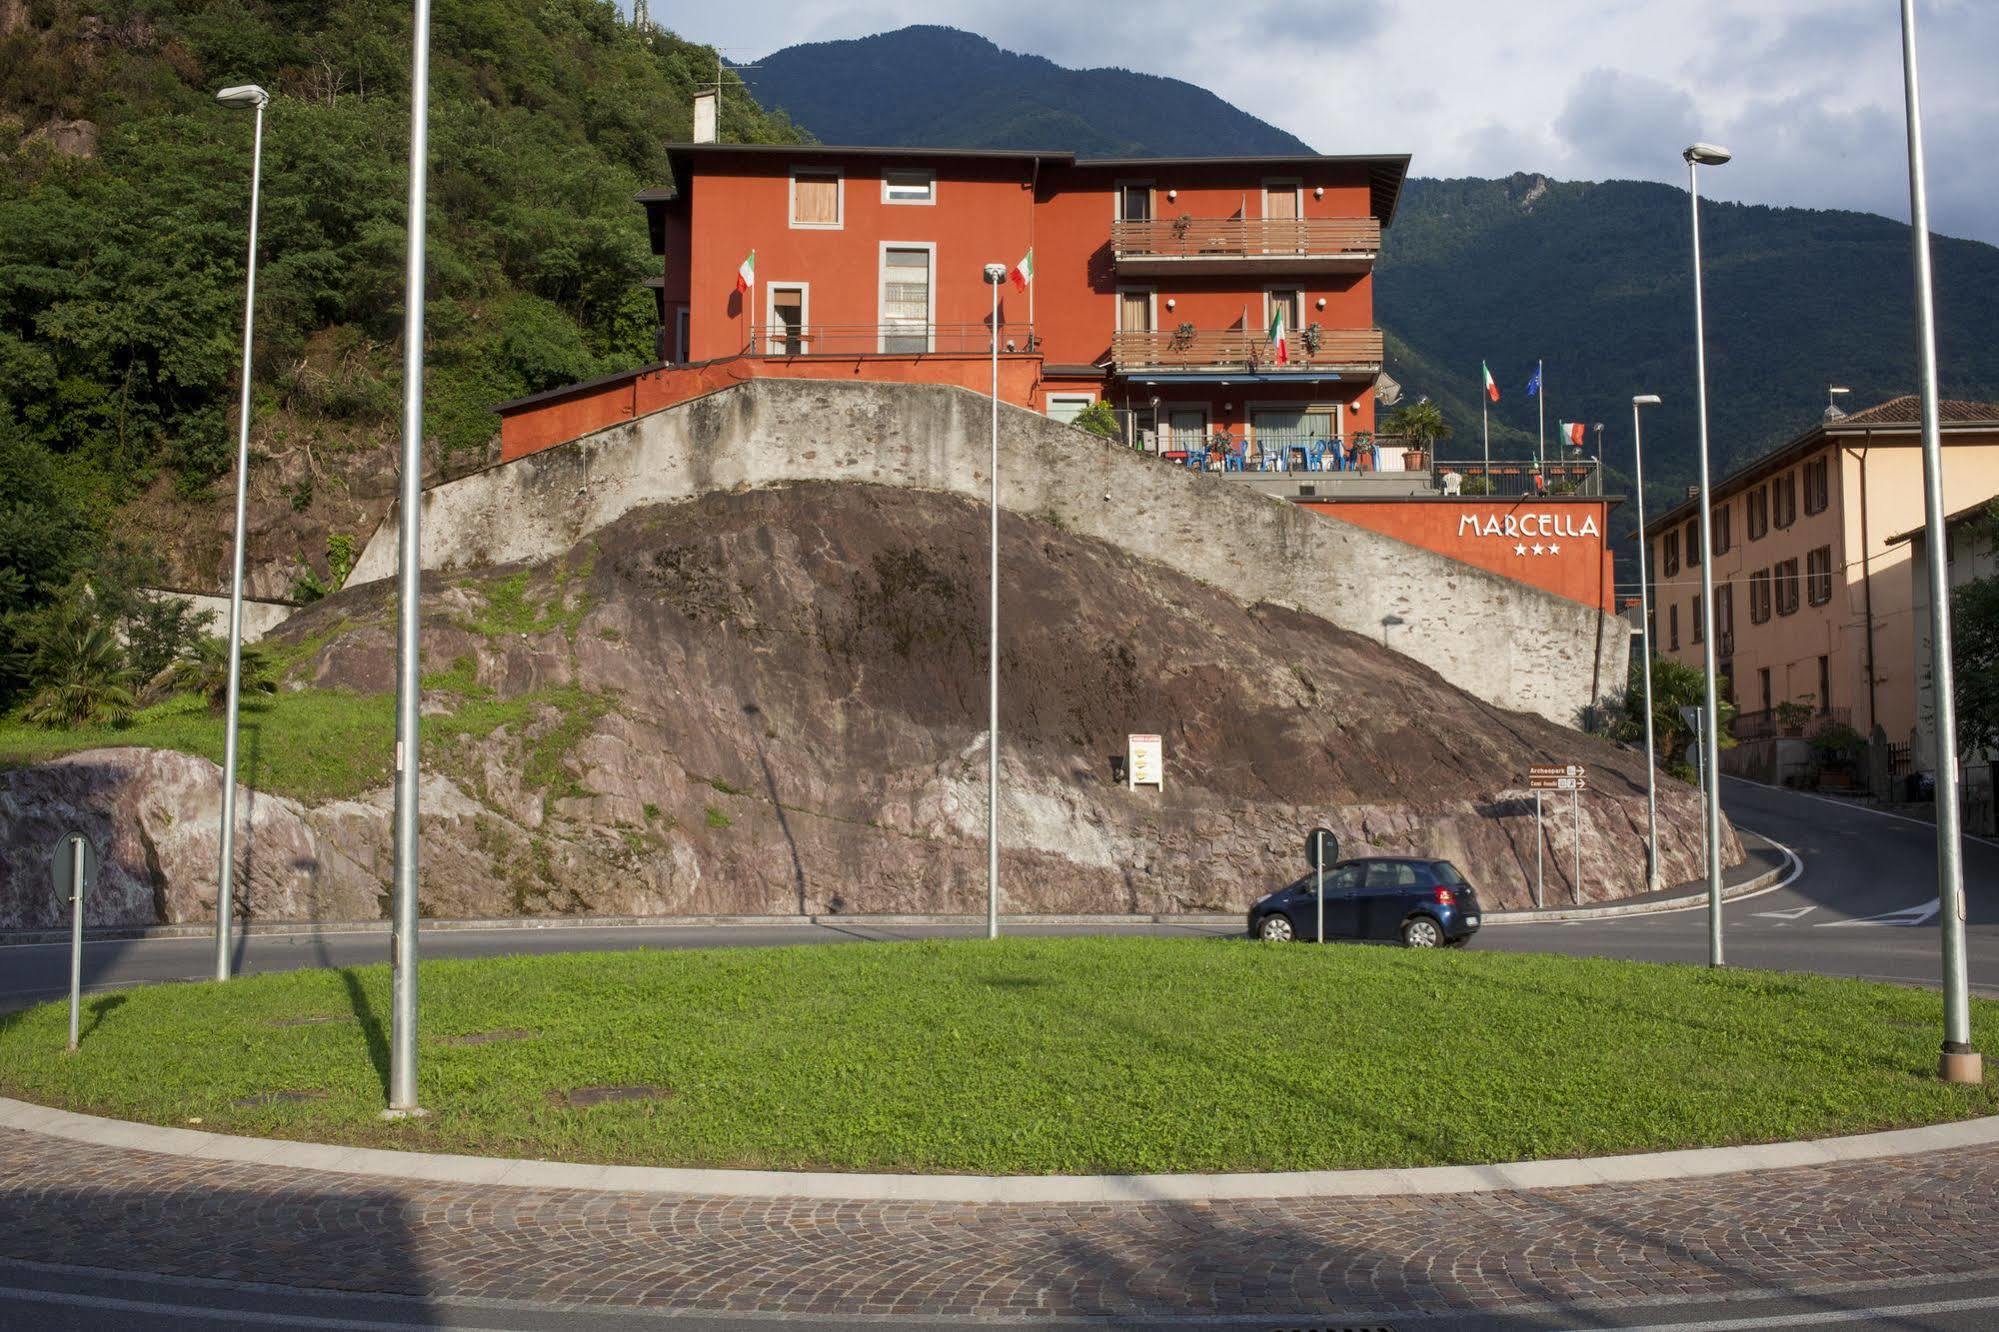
[1111,216,1382,262]
[744,323,1038,357]
[1430,458,1603,497]
[1111,327,1383,374]
[1730,705,1851,741]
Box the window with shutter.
[791,170,841,228]
[1807,545,1833,605]
[879,246,931,353]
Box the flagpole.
[1537,358,1546,469]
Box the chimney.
[692,90,718,144]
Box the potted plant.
[1383,399,1451,474]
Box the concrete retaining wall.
[352,379,1628,726]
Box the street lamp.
[982,262,1007,941]
[212,82,268,983]
[385,0,435,1119]
[1684,140,1730,968]
[1632,394,1662,888]
[1898,0,1980,1084]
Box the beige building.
[1643,398,1999,751]
[1894,493,1999,832]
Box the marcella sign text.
[1457,512,1602,541]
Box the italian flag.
[1560,421,1587,448]
[735,249,756,295]
[1482,361,1500,402]
[1009,247,1034,292]
[1268,303,1289,365]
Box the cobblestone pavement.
[5,1128,1999,1320]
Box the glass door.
[880,248,931,353]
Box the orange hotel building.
[497,135,1619,618]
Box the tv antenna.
[1825,384,1852,422]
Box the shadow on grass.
[338,968,391,1098]
[81,993,127,1043]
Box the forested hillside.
[0,0,801,707]
[741,26,1311,158]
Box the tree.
[1072,401,1120,439]
[1620,653,1736,780]
[21,617,137,730]
[1951,572,1999,761]
[1384,399,1453,451]
[146,634,279,712]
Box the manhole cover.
[440,1029,536,1046]
[547,1085,674,1109]
[231,1089,330,1108]
[270,1015,350,1028]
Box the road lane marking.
[1752,905,1818,921]
[0,1283,525,1329]
[1722,775,1999,849]
[1820,898,1941,928]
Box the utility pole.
[1899,0,1980,1084]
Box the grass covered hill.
[740,25,1311,158]
[0,0,802,703]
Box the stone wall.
[354,379,1628,728]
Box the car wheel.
[1257,914,1295,943]
[1401,916,1444,949]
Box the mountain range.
[744,26,1999,510]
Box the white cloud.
[681,0,1999,242]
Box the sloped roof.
[1841,396,1999,426]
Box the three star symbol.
[1513,542,1567,557]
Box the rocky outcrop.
[0,483,1735,927]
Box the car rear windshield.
[1431,861,1469,886]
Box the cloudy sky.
[676,0,1998,245]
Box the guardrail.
[1110,327,1383,374]
[1110,216,1381,262]
[1431,458,1603,497]
[744,324,1037,356]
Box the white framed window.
[1114,179,1155,222]
[882,168,935,205]
[765,282,809,355]
[1116,286,1157,333]
[789,166,843,229]
[1046,392,1097,425]
[878,242,935,353]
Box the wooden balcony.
[1110,217,1381,275]
[1111,327,1384,377]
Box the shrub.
[21,619,137,729]
[1071,401,1120,439]
[145,635,279,712]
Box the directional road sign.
[1529,764,1588,791]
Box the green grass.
[1,938,1993,1174]
[0,682,613,805]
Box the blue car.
[1247,857,1482,948]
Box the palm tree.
[1384,399,1454,452]
[23,619,138,729]
[146,634,278,712]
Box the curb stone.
[1,1095,1991,1203]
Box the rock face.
[0,483,1736,927]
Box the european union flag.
[1526,365,1542,396]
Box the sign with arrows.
[1529,764,1587,791]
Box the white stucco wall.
[351,379,1628,727]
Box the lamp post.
[212,83,269,983]
[1632,395,1663,888]
[982,262,1007,940]
[1684,140,1731,969]
[384,0,434,1119]
[1898,0,1980,1084]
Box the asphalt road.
[4,777,1998,1332]
[5,777,1994,1007]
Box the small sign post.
[1126,734,1164,791]
[1534,790,1545,908]
[50,831,97,1053]
[1529,766,1587,905]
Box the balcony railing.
[1111,327,1383,375]
[1731,706,1851,742]
[1111,217,1381,268]
[744,323,1037,357]
[1431,459,1604,498]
